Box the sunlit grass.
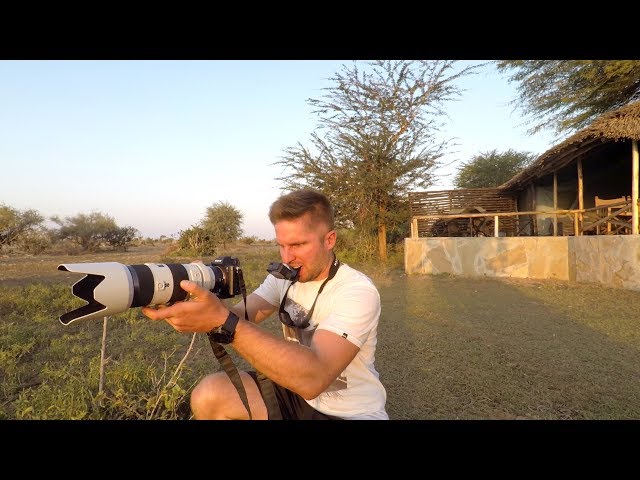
[2,243,640,419]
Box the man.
[142,189,388,420]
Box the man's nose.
[281,247,295,263]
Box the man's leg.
[190,371,268,420]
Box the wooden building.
[410,101,640,238]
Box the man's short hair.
[269,189,335,231]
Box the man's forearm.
[230,319,326,399]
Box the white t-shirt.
[253,262,388,420]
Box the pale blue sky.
[0,60,557,240]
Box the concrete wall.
[405,236,640,291]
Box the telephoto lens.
[58,257,241,325]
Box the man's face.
[274,212,336,283]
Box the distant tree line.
[0,204,141,254]
[0,201,250,256]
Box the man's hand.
[141,280,229,333]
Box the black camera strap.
[207,267,253,419]
[207,267,282,420]
[279,255,340,329]
[207,339,253,417]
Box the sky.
[0,60,558,240]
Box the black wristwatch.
[207,311,240,344]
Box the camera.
[57,256,241,325]
[266,262,300,282]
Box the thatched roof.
[500,101,640,191]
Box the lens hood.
[57,262,134,325]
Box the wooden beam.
[553,171,558,236]
[633,140,639,235]
[544,139,607,176]
[530,183,536,236]
[501,137,604,189]
[413,208,587,220]
[577,158,584,236]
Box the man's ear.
[325,230,336,249]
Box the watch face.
[207,311,239,344]
[211,328,234,344]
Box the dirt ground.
[0,245,171,286]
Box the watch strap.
[221,310,240,335]
[207,310,239,342]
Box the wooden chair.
[594,196,630,234]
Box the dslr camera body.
[266,262,300,282]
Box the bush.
[334,228,378,263]
[16,230,52,255]
[239,235,259,245]
[175,226,217,256]
[104,226,139,251]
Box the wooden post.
[411,218,418,238]
[494,215,499,237]
[577,158,584,235]
[553,171,558,236]
[530,183,537,235]
[633,139,639,235]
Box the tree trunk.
[378,204,387,262]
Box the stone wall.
[405,236,640,291]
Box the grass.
[1,243,640,419]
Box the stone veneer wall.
[404,236,640,291]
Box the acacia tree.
[51,211,118,251]
[177,225,216,256]
[103,226,140,251]
[454,149,536,188]
[275,60,477,262]
[496,60,640,137]
[201,201,243,249]
[0,204,44,250]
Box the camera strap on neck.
[252,257,340,419]
[279,254,341,318]
[207,267,282,420]
[305,254,341,316]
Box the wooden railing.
[583,199,632,235]
[410,200,636,238]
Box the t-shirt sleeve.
[316,282,381,349]
[252,274,283,308]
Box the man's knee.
[190,371,268,420]
[190,373,228,418]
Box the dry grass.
[370,271,640,419]
[2,244,640,419]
